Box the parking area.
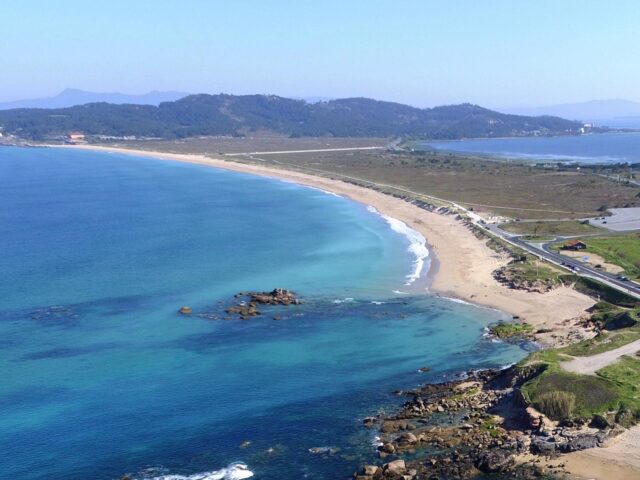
[589,207,640,231]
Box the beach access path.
[560,339,640,375]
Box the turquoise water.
[421,132,640,164]
[0,147,527,479]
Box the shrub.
[536,391,576,420]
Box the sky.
[2,0,640,108]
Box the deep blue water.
[0,147,527,480]
[420,132,640,164]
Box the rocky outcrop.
[353,366,627,479]
[225,289,301,319]
[492,264,557,293]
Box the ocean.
[420,131,640,164]
[0,147,528,480]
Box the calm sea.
[0,147,527,480]
[420,132,640,164]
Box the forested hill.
[0,94,582,140]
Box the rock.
[379,442,396,454]
[396,432,418,445]
[615,408,635,427]
[530,436,558,456]
[247,288,301,305]
[383,459,406,475]
[559,434,598,452]
[239,440,252,449]
[418,366,431,373]
[179,306,192,315]
[590,414,611,430]
[362,465,379,475]
[363,416,377,427]
[476,448,515,473]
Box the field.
[99,135,389,154]
[552,233,640,279]
[583,233,640,279]
[99,137,640,220]
[499,220,604,236]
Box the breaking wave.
[149,463,253,480]
[367,206,429,285]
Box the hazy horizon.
[3,0,640,108]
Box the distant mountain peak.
[0,89,191,110]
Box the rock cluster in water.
[226,289,301,319]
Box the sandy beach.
[62,145,595,336]
[54,144,638,479]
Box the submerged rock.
[225,289,301,319]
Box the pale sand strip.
[55,145,638,479]
[58,145,594,335]
[563,426,640,480]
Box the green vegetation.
[565,275,640,308]
[581,233,640,280]
[0,94,581,140]
[535,391,576,421]
[507,259,564,284]
[561,326,640,357]
[499,220,602,236]
[598,356,640,417]
[518,289,640,422]
[523,370,618,420]
[586,301,639,331]
[490,321,534,339]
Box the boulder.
[362,465,379,475]
[383,459,406,475]
[396,432,418,445]
[379,442,396,454]
[178,306,192,315]
[590,414,611,430]
[476,449,514,473]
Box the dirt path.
[560,339,640,374]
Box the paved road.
[561,339,640,374]
[481,223,640,298]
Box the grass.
[565,275,640,308]
[496,257,565,290]
[581,233,640,280]
[524,371,619,419]
[490,322,534,339]
[560,326,640,357]
[499,220,603,236]
[111,141,640,220]
[519,312,640,422]
[597,356,640,415]
[535,391,576,421]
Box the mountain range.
[0,93,582,140]
[501,99,640,127]
[0,89,190,110]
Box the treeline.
[0,94,582,140]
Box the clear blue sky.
[2,0,639,107]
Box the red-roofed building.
[562,240,587,251]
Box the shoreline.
[54,144,594,342]
[42,143,637,479]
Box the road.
[224,148,640,300]
[561,339,640,375]
[481,222,640,298]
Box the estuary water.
[420,131,640,164]
[0,147,527,480]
